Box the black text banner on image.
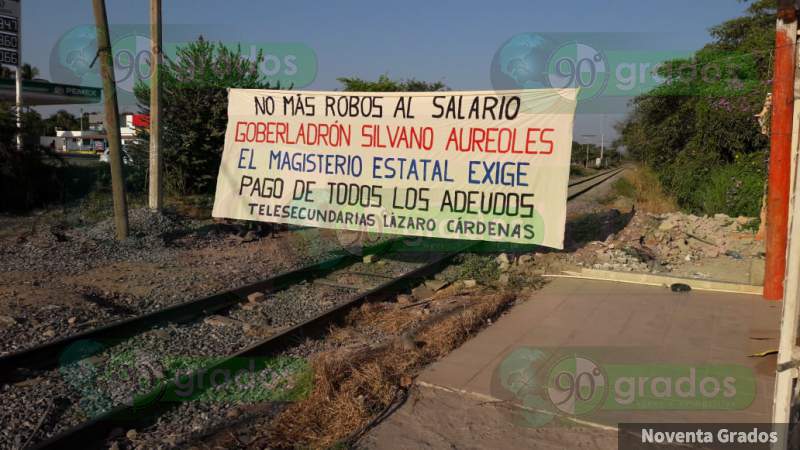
[212,89,579,249]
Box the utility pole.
[581,134,596,169]
[764,0,797,300]
[92,0,129,240]
[14,4,21,151]
[148,0,163,210]
[600,114,605,168]
[585,144,588,167]
[15,65,21,150]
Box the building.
[0,77,146,153]
[53,112,141,153]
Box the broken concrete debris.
[568,211,763,277]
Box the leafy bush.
[133,37,282,196]
[0,103,65,211]
[337,74,446,92]
[611,177,636,198]
[617,0,772,217]
[94,144,149,194]
[696,152,766,217]
[453,253,500,285]
[570,165,588,177]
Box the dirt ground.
[358,384,617,450]
[352,169,766,450]
[0,209,350,355]
[0,166,768,448]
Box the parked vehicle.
[99,146,133,165]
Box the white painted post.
[772,120,800,447]
[14,3,21,151]
[772,3,800,447]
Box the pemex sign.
[212,89,578,248]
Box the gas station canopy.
[0,78,100,105]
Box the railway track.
[567,167,625,199]
[1,167,624,450]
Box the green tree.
[617,0,772,216]
[19,63,39,80]
[0,63,40,80]
[42,110,81,135]
[337,74,447,92]
[133,37,282,194]
[0,102,64,210]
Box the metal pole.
[15,66,21,150]
[14,5,21,151]
[148,0,163,210]
[581,134,596,169]
[584,144,588,167]
[764,0,797,300]
[92,0,129,240]
[600,115,605,167]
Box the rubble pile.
[570,211,763,273]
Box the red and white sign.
[132,114,150,128]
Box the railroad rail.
[567,167,625,199]
[1,167,625,450]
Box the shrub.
[570,165,588,177]
[452,254,500,285]
[95,144,148,194]
[0,103,65,211]
[696,152,766,217]
[616,0,773,217]
[611,177,636,199]
[133,37,282,196]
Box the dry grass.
[416,293,513,357]
[265,292,517,449]
[346,302,420,336]
[616,165,678,214]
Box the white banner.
[212,88,578,248]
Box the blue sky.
[22,0,752,139]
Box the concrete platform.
[362,278,782,449]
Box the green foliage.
[42,110,82,135]
[611,177,636,199]
[0,63,39,80]
[133,37,282,195]
[571,140,598,164]
[337,74,447,92]
[569,164,588,177]
[94,145,149,194]
[19,63,39,81]
[452,253,500,285]
[617,0,772,217]
[0,103,66,211]
[696,152,766,217]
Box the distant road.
[57,152,99,160]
